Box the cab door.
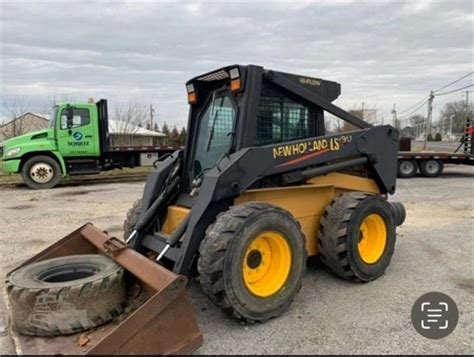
[56,105,100,157]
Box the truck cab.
[1,99,169,189]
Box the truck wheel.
[6,254,126,336]
[198,202,307,323]
[21,155,61,189]
[419,159,444,177]
[397,159,418,178]
[123,199,143,240]
[318,192,396,282]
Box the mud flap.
[5,223,203,355]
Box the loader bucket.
[4,223,203,355]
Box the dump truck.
[5,65,406,354]
[397,119,474,178]
[1,99,175,189]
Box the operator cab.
[183,64,341,190]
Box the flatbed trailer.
[397,119,473,178]
[397,151,474,178]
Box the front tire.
[123,199,143,240]
[21,155,61,189]
[318,192,396,282]
[198,202,307,323]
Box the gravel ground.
[0,165,472,355]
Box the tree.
[179,127,187,146]
[439,100,473,134]
[161,122,170,145]
[169,125,180,146]
[1,96,36,139]
[401,114,425,138]
[339,103,378,132]
[112,102,148,146]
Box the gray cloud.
[1,0,472,128]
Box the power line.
[398,98,430,120]
[435,84,474,96]
[398,95,430,115]
[433,72,473,93]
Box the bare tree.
[339,102,379,132]
[112,102,149,146]
[439,100,473,134]
[1,96,37,139]
[400,114,425,137]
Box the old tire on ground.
[6,254,126,336]
[21,155,61,189]
[318,192,396,282]
[397,159,418,178]
[419,159,444,177]
[123,198,143,240]
[198,202,307,323]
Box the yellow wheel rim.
[357,214,387,264]
[242,231,292,297]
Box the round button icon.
[411,292,459,339]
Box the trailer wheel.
[419,159,444,177]
[6,254,126,336]
[123,198,143,240]
[198,202,306,323]
[21,155,61,189]
[397,159,418,178]
[318,192,396,282]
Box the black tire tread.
[6,269,125,336]
[123,198,143,240]
[318,192,374,282]
[198,202,306,323]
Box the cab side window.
[60,108,90,129]
[255,84,314,146]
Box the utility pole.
[150,104,155,130]
[424,90,435,150]
[466,90,470,119]
[391,104,397,129]
[449,114,454,138]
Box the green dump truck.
[1,99,175,189]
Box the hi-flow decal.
[273,134,353,167]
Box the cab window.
[60,108,90,129]
[255,84,314,145]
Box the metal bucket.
[5,223,203,355]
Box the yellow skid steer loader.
[5,65,405,354]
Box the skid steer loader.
[5,65,406,354]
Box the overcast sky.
[1,0,473,129]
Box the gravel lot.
[0,165,473,354]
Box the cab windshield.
[193,92,236,176]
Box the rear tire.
[318,192,396,282]
[21,155,61,189]
[6,255,126,336]
[123,199,143,240]
[198,202,307,323]
[419,159,443,177]
[397,159,418,178]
